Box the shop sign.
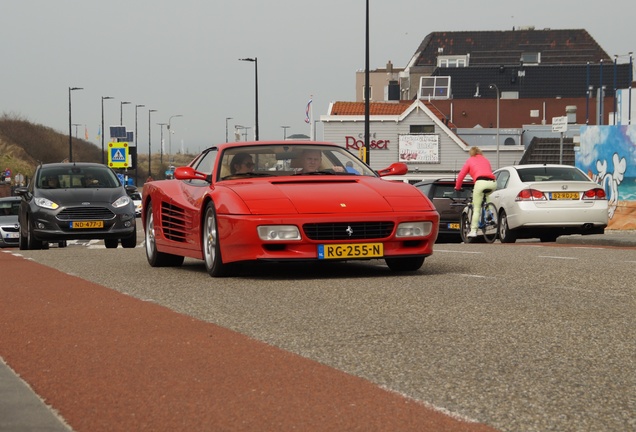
[344,135,390,150]
[398,134,440,163]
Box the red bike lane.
[0,251,498,432]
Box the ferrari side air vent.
[160,201,188,242]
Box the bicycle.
[459,188,499,243]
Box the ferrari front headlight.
[396,221,432,238]
[257,225,301,241]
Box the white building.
[321,100,524,182]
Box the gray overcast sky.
[2,0,634,155]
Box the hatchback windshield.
[38,166,120,189]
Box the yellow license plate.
[550,192,580,200]
[71,221,104,229]
[448,223,460,230]
[318,243,383,259]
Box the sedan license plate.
[550,192,580,200]
[71,220,104,229]
[5,232,19,239]
[318,243,383,259]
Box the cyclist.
[455,146,497,238]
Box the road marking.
[538,255,578,260]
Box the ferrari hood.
[223,178,433,214]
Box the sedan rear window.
[516,167,590,182]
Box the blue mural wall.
[577,125,636,226]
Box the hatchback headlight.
[34,197,59,210]
[396,221,432,238]
[257,225,301,241]
[112,195,131,208]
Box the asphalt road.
[2,230,635,431]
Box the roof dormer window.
[419,76,451,100]
[437,55,469,68]
[520,52,540,65]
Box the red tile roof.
[329,101,456,128]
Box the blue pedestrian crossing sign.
[108,142,129,168]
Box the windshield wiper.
[221,172,274,180]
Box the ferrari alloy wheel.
[145,204,184,267]
[202,202,234,277]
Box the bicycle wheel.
[481,202,499,243]
[460,206,473,243]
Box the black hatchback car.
[16,162,136,249]
[414,178,474,242]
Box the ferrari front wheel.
[202,202,235,277]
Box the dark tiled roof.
[414,29,611,67]
[431,63,633,99]
[329,101,456,128]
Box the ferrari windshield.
[216,144,375,180]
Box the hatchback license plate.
[550,192,580,200]
[448,223,460,230]
[71,221,104,229]
[318,243,383,259]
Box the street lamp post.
[134,104,145,185]
[68,86,83,162]
[148,109,157,179]
[120,101,131,125]
[489,83,500,169]
[157,123,167,165]
[235,125,250,141]
[281,126,290,140]
[101,96,114,164]
[168,114,183,164]
[239,57,259,141]
[225,117,233,142]
[72,123,81,138]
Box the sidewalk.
[556,229,636,247]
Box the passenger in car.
[298,149,322,173]
[44,176,60,188]
[229,153,255,175]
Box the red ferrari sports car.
[142,141,440,277]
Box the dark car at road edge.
[15,162,137,249]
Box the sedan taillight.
[516,188,546,201]
[583,188,607,199]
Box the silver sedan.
[490,164,608,243]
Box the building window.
[362,85,373,101]
[437,55,469,68]
[520,52,540,65]
[419,76,451,100]
[410,125,435,133]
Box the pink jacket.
[455,155,494,189]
